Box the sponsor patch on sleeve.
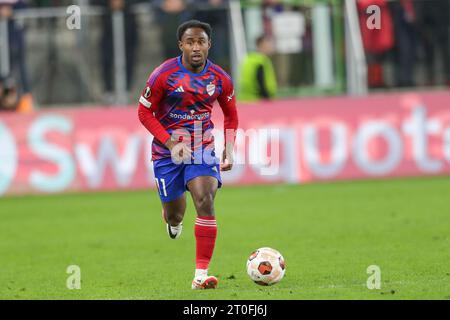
[139,96,152,108]
[143,86,151,98]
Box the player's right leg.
[153,158,187,239]
[162,194,186,239]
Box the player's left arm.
[217,76,239,171]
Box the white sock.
[195,269,208,278]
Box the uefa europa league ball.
[246,247,285,286]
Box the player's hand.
[166,140,193,164]
[220,147,233,171]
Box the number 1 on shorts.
[155,178,168,197]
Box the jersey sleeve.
[139,71,166,112]
[217,75,239,145]
[138,73,171,144]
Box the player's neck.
[181,56,206,74]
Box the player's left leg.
[187,176,219,289]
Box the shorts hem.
[185,174,223,191]
[159,190,185,203]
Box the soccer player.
[137,20,238,289]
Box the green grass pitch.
[0,176,449,300]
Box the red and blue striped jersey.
[138,56,238,161]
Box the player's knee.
[194,192,215,215]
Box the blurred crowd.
[0,0,32,112]
[0,0,231,110]
[0,0,449,112]
[358,0,450,88]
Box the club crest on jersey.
[206,83,215,96]
[143,86,151,98]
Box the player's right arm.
[137,74,192,160]
[137,75,171,145]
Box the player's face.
[179,28,211,70]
